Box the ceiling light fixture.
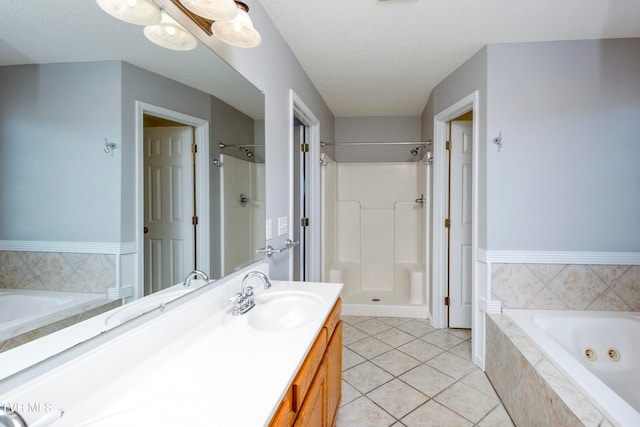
[180,0,238,21]
[211,1,261,48]
[96,0,161,26]
[143,12,198,51]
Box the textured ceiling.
[257,0,640,117]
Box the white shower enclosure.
[322,156,430,318]
[219,154,265,276]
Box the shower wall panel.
[334,162,423,293]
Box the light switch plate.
[265,219,272,240]
[277,216,288,236]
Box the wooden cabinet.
[270,298,342,427]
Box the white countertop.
[0,278,343,427]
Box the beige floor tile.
[353,318,392,335]
[340,380,362,406]
[426,351,477,379]
[343,361,394,393]
[446,328,472,340]
[449,339,472,360]
[477,403,515,427]
[371,349,421,377]
[341,315,372,325]
[367,379,429,419]
[399,364,456,398]
[378,317,413,327]
[348,336,393,359]
[401,400,473,427]
[460,369,498,399]
[434,381,498,423]
[339,317,511,427]
[396,319,435,337]
[342,346,366,371]
[342,323,369,345]
[335,396,396,427]
[374,327,415,348]
[422,329,465,350]
[397,339,444,362]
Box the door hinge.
[192,216,198,225]
[444,218,451,228]
[444,296,450,306]
[300,143,309,153]
[191,143,197,153]
[301,217,309,227]
[445,140,451,151]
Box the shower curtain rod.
[218,143,264,148]
[321,141,431,147]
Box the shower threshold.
[342,290,429,319]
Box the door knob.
[144,227,149,234]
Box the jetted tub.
[504,309,640,427]
[0,289,108,342]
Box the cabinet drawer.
[323,298,342,340]
[292,327,327,413]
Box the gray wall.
[203,1,336,279]
[0,62,122,242]
[120,62,212,243]
[334,116,423,162]
[486,39,640,251]
[422,47,489,248]
[423,38,640,253]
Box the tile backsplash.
[491,264,639,311]
[0,251,115,294]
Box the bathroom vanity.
[0,272,343,427]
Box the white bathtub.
[505,309,640,427]
[0,289,108,342]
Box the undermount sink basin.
[76,402,219,426]
[246,291,323,331]
[104,288,192,327]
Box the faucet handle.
[229,293,242,304]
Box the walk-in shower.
[321,141,431,318]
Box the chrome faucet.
[0,405,27,427]
[183,269,210,287]
[231,271,271,316]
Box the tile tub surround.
[491,264,640,311]
[0,251,116,294]
[484,313,613,427]
[0,299,121,354]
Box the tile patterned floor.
[336,316,515,427]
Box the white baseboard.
[477,249,640,265]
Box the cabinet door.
[269,389,294,427]
[326,321,342,427]
[294,358,327,427]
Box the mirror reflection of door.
[143,117,197,296]
[448,118,473,328]
[293,117,310,281]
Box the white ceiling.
[257,0,640,117]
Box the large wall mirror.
[0,0,265,373]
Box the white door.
[449,120,473,328]
[144,126,195,295]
